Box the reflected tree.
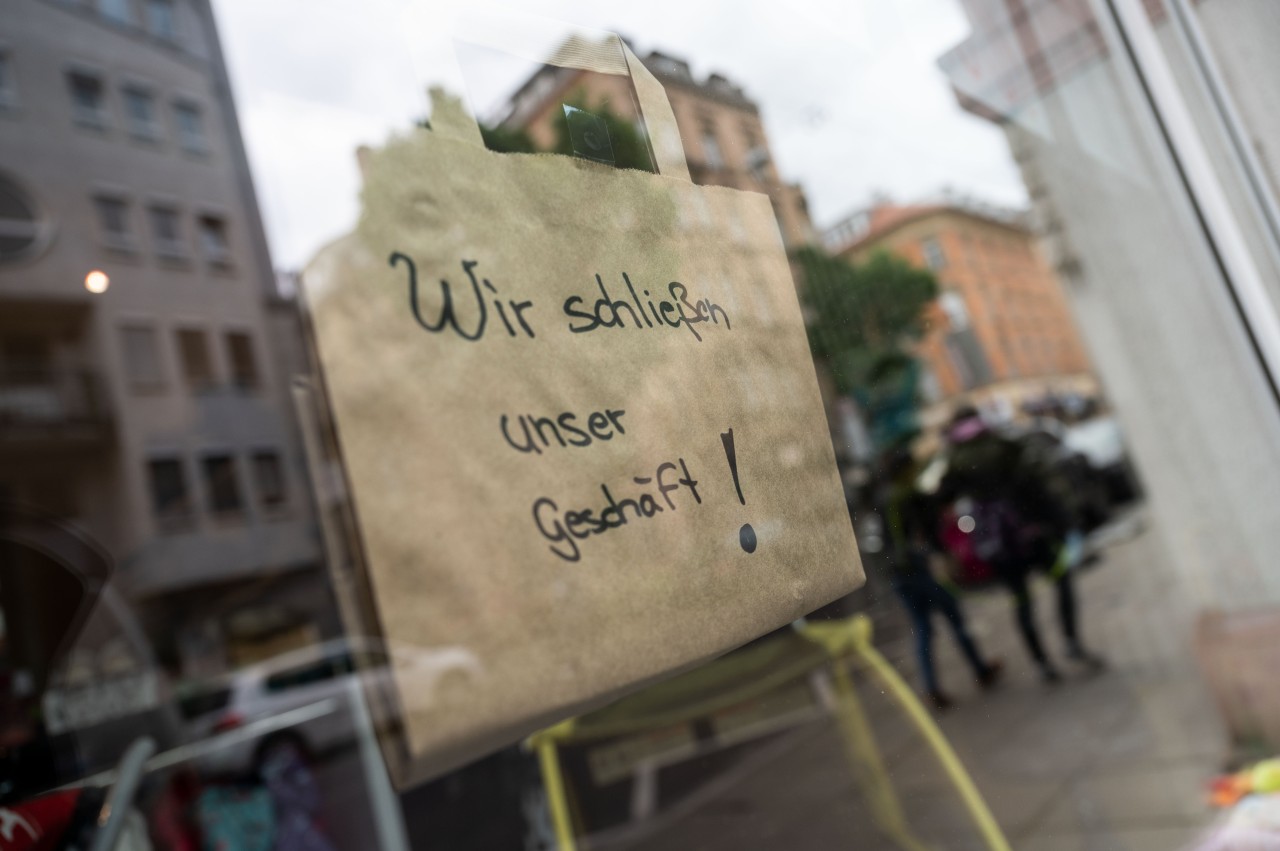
[480,95,654,172]
[796,247,939,447]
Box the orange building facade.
[826,200,1095,413]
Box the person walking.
[938,406,1105,683]
[882,446,1003,710]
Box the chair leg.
[530,722,578,851]
[852,618,1013,851]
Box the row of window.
[148,448,287,528]
[81,0,180,41]
[67,67,207,153]
[0,49,208,150]
[95,195,229,264]
[121,324,260,393]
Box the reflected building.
[824,194,1096,426]
[497,44,815,248]
[0,0,335,677]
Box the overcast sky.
[211,0,1026,271]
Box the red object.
[938,506,998,587]
[212,712,244,734]
[0,790,83,851]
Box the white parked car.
[178,637,482,775]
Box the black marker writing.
[564,273,730,342]
[500,407,626,454]
[532,458,701,562]
[388,253,535,341]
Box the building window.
[0,177,40,261]
[198,215,230,264]
[2,335,52,383]
[148,458,191,526]
[176,328,215,391]
[173,101,206,153]
[120,325,164,389]
[122,86,158,139]
[225,332,258,391]
[0,52,17,109]
[201,454,243,514]
[145,0,176,40]
[252,451,286,508]
[94,195,134,250]
[921,236,947,270]
[701,127,724,170]
[148,205,185,257]
[67,71,108,128]
[938,290,969,330]
[98,0,134,25]
[746,146,770,183]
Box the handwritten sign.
[303,54,861,785]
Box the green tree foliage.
[796,247,939,444]
[478,92,654,172]
[479,123,537,154]
[549,95,654,172]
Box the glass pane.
[6,1,1280,849]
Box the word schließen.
[532,458,701,562]
[565,272,730,342]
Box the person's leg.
[927,578,998,684]
[894,576,944,703]
[1056,565,1080,649]
[1054,567,1106,669]
[1001,564,1060,681]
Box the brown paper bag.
[302,37,862,786]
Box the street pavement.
[612,510,1228,850]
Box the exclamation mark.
[720,428,757,554]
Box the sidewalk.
[621,513,1227,850]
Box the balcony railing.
[0,368,113,446]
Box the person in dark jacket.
[883,446,1002,710]
[938,406,1105,682]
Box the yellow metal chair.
[527,614,1011,851]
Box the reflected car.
[1063,416,1142,505]
[177,637,482,776]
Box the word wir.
[389,254,536,340]
[532,458,701,562]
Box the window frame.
[0,48,18,111]
[200,452,244,517]
[66,67,110,130]
[171,99,207,154]
[144,0,177,41]
[0,174,44,262]
[146,456,193,531]
[198,213,232,266]
[251,449,288,511]
[119,322,166,392]
[224,330,259,392]
[97,0,136,26]
[121,83,160,141]
[175,327,216,392]
[92,193,136,252]
[147,203,187,259]
[921,236,947,270]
